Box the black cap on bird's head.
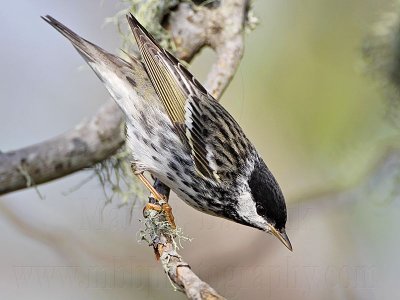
[247,158,292,251]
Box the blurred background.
[1,0,399,299]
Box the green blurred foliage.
[193,0,398,197]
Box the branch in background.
[170,0,252,98]
[0,201,119,264]
[0,102,124,195]
[291,147,400,210]
[0,0,250,196]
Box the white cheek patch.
[237,190,267,229]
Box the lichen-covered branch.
[0,102,124,195]
[142,179,225,300]
[159,237,225,300]
[170,0,252,98]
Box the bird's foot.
[132,164,176,229]
[143,201,176,229]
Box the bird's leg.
[131,164,176,229]
[137,172,164,201]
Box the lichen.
[93,146,145,207]
[104,0,182,52]
[245,1,259,33]
[138,204,191,251]
[138,212,191,291]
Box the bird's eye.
[255,203,266,215]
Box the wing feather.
[127,14,232,181]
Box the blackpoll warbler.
[42,14,292,251]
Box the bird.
[42,13,292,251]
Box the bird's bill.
[269,226,293,251]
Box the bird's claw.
[143,202,176,229]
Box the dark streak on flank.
[126,76,137,87]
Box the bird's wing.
[127,14,247,182]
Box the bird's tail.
[42,15,159,118]
[42,15,123,67]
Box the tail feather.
[42,15,133,70]
[42,15,95,62]
[42,15,158,117]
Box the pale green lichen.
[138,203,191,251]
[245,1,259,33]
[64,144,145,216]
[104,0,181,52]
[93,146,145,206]
[139,214,191,291]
